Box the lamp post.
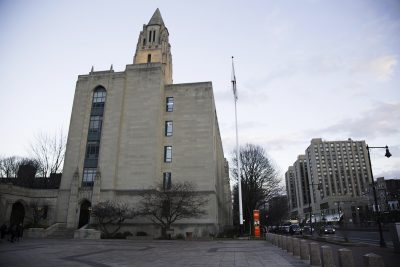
[308,183,322,236]
[366,145,391,248]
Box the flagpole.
[231,56,243,228]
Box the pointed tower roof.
[148,8,164,26]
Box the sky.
[0,0,399,182]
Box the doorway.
[78,200,91,229]
[10,202,25,225]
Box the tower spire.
[148,8,164,26]
[133,9,172,84]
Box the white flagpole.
[232,56,243,226]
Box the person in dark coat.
[0,223,7,239]
[16,223,23,241]
[9,223,17,242]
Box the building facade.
[286,138,372,224]
[1,9,232,238]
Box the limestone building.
[56,9,232,236]
[0,9,232,238]
[286,138,372,224]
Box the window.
[164,146,172,162]
[165,121,173,136]
[86,141,100,159]
[82,168,96,186]
[147,54,151,63]
[163,172,171,190]
[166,97,174,112]
[92,87,106,107]
[89,115,103,133]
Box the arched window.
[92,87,106,108]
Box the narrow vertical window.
[92,88,106,108]
[89,115,103,133]
[164,146,172,163]
[166,97,174,112]
[148,31,152,43]
[163,172,171,190]
[143,38,146,46]
[147,54,151,63]
[82,168,96,187]
[153,30,156,42]
[165,121,173,136]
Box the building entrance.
[78,200,91,229]
[10,202,25,225]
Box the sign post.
[253,210,260,238]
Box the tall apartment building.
[285,166,297,213]
[53,9,232,237]
[286,138,372,224]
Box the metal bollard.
[321,246,335,267]
[287,237,293,253]
[363,253,385,267]
[309,242,321,266]
[293,238,300,257]
[338,248,355,267]
[300,240,309,261]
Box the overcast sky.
[1,0,399,181]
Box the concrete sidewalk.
[0,239,309,267]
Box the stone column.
[282,236,287,250]
[309,242,321,266]
[293,238,300,257]
[321,246,335,267]
[338,248,355,267]
[287,237,293,253]
[300,240,309,261]
[363,253,385,267]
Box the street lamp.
[366,145,391,248]
[308,182,322,236]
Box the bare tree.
[29,200,48,227]
[91,201,135,238]
[30,130,66,178]
[139,181,208,238]
[0,156,21,178]
[265,195,289,226]
[231,144,282,234]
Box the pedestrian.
[9,223,17,243]
[0,223,7,239]
[16,223,23,241]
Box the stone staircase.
[46,224,75,239]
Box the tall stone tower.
[56,9,232,237]
[134,8,173,84]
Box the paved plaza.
[0,239,309,267]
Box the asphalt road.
[327,229,395,247]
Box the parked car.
[319,225,335,234]
[280,225,290,234]
[302,225,315,234]
[289,224,302,235]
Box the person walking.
[9,223,17,243]
[0,223,7,239]
[16,223,23,241]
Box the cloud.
[310,102,400,139]
[369,55,397,81]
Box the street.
[327,229,394,248]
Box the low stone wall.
[265,233,386,267]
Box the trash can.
[389,223,400,253]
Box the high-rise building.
[52,9,232,236]
[286,138,372,224]
[285,166,297,215]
